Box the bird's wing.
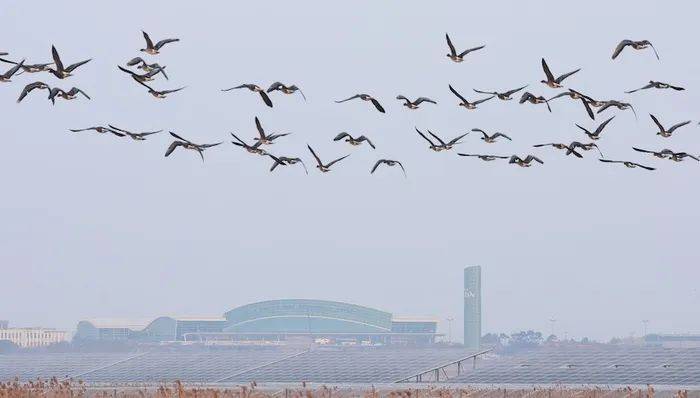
[254,116,265,139]
[647,42,660,60]
[335,94,361,103]
[229,132,248,146]
[164,141,183,157]
[458,45,485,57]
[595,116,615,134]
[74,88,90,99]
[581,98,595,120]
[221,84,248,91]
[518,93,531,104]
[51,45,64,71]
[326,154,349,168]
[649,114,664,131]
[200,142,223,149]
[599,159,623,164]
[155,38,179,50]
[473,95,495,105]
[370,98,385,113]
[445,33,456,56]
[632,147,656,155]
[635,162,656,170]
[574,124,592,136]
[492,133,512,141]
[448,84,468,103]
[107,124,130,134]
[3,60,24,78]
[161,87,186,95]
[294,86,307,101]
[668,84,685,91]
[259,91,273,107]
[473,89,495,95]
[533,143,555,148]
[554,68,580,84]
[427,130,446,145]
[528,156,544,164]
[414,97,437,105]
[266,81,283,92]
[547,92,571,101]
[132,76,155,91]
[503,85,528,96]
[169,131,190,143]
[117,65,137,77]
[370,159,384,174]
[447,133,469,146]
[333,132,351,141]
[625,83,653,94]
[396,161,406,177]
[126,57,145,66]
[415,128,435,145]
[307,145,323,166]
[142,31,154,49]
[357,135,376,149]
[64,59,91,73]
[611,40,632,59]
[541,58,555,81]
[137,130,162,137]
[471,128,487,137]
[668,120,691,133]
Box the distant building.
[464,266,482,350]
[74,317,227,342]
[0,320,8,329]
[0,322,68,348]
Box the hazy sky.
[1,1,698,342]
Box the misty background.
[1,0,698,342]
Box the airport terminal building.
[74,299,439,346]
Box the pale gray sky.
[1,0,698,342]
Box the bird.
[108,125,162,141]
[221,84,273,107]
[625,81,685,94]
[335,94,385,113]
[252,116,290,145]
[132,77,185,98]
[599,159,655,171]
[541,58,580,88]
[267,154,308,174]
[396,95,437,109]
[519,92,552,112]
[140,31,179,55]
[16,81,50,103]
[230,133,268,155]
[547,91,595,119]
[449,85,493,109]
[48,87,90,104]
[458,153,509,162]
[117,65,166,82]
[0,52,6,56]
[48,45,91,79]
[0,57,51,74]
[509,155,544,167]
[69,126,125,137]
[611,40,659,60]
[575,116,615,140]
[333,132,375,149]
[307,145,349,173]
[445,33,485,63]
[649,114,691,138]
[532,143,583,158]
[471,128,512,143]
[633,147,699,162]
[267,82,306,101]
[371,159,406,177]
[569,141,604,158]
[473,85,527,101]
[597,100,637,119]
[0,59,24,82]
[165,132,221,161]
[126,57,168,78]
[415,127,467,152]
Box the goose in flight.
[449,85,493,109]
[649,114,691,138]
[165,132,221,161]
[335,94,385,113]
[458,153,509,162]
[625,81,685,94]
[415,127,467,152]
[599,159,655,171]
[117,65,166,82]
[371,159,406,177]
[569,141,604,158]
[0,59,24,82]
[48,87,90,104]
[253,116,290,145]
[17,81,50,103]
[541,58,580,88]
[221,84,273,107]
[140,31,179,55]
[597,100,636,119]
[48,46,91,79]
[307,145,349,173]
[333,132,375,149]
[509,155,544,167]
[612,40,659,60]
[108,125,162,141]
[230,133,268,155]
[267,154,308,174]
[69,126,125,137]
[633,147,699,162]
[267,82,306,101]
[533,143,583,158]
[126,57,168,79]
[396,95,437,109]
[471,128,512,143]
[445,33,485,63]
[133,77,185,98]
[547,91,595,119]
[519,92,551,112]
[575,116,615,140]
[0,57,51,74]
[473,85,527,101]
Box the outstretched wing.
[259,91,273,107]
[415,128,435,146]
[473,95,495,105]
[581,98,595,120]
[357,135,376,149]
[646,41,660,60]
[414,97,436,105]
[333,132,352,141]
[458,45,485,58]
[427,130,446,146]
[370,98,385,113]
[445,33,456,56]
[161,87,186,95]
[64,59,91,73]
[155,38,179,50]
[307,145,323,167]
[370,159,385,174]
[164,141,183,157]
[541,58,555,82]
[595,116,615,134]
[503,85,528,96]
[649,114,664,131]
[51,45,64,72]
[612,40,632,59]
[448,84,468,103]
[668,120,691,133]
[169,131,190,143]
[142,31,154,49]
[447,133,469,146]
[126,57,145,66]
[554,68,580,84]
[471,128,488,138]
[266,81,284,93]
[492,133,512,141]
[335,94,361,103]
[117,65,137,77]
[632,147,656,155]
[221,84,249,92]
[625,82,653,94]
[326,154,349,168]
[255,116,266,139]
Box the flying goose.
[396,95,437,109]
[626,81,685,94]
[473,85,527,101]
[333,132,375,149]
[0,59,24,82]
[0,57,51,74]
[133,77,185,98]
[547,91,595,119]
[140,31,179,55]
[541,58,580,88]
[519,92,552,112]
[252,116,290,145]
[633,147,699,162]
[230,132,268,155]
[335,94,385,113]
[17,81,50,103]
[48,87,90,104]
[371,159,406,177]
[649,114,691,137]
[165,132,221,161]
[612,40,659,60]
[267,154,308,174]
[415,127,467,152]
[449,85,493,109]
[597,100,636,119]
[267,82,306,100]
[458,153,509,162]
[569,141,604,158]
[117,65,166,82]
[108,124,162,141]
[509,155,544,167]
[126,57,168,79]
[533,143,583,158]
[307,145,349,172]
[599,159,655,170]
[222,84,273,107]
[69,126,125,137]
[471,128,512,143]
[445,33,485,63]
[48,46,90,79]
[575,116,615,140]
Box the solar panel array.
[451,347,700,386]
[0,353,133,382]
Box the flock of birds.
[2,33,698,175]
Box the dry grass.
[0,379,694,398]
